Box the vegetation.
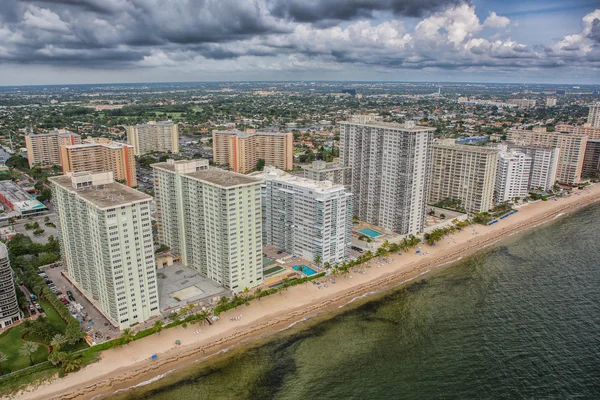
[433,198,466,213]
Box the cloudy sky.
[0,0,599,85]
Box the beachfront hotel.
[127,121,179,156]
[495,150,532,203]
[508,127,586,185]
[50,171,160,329]
[152,160,263,293]
[302,160,350,186]
[506,144,559,191]
[428,144,498,213]
[582,139,600,178]
[258,167,353,265]
[24,129,81,168]
[59,138,137,187]
[339,118,434,235]
[0,242,23,329]
[212,129,293,174]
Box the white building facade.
[339,119,433,235]
[259,167,352,265]
[507,145,559,191]
[0,242,23,329]
[50,172,160,329]
[495,151,532,203]
[152,160,263,293]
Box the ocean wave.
[340,291,377,308]
[112,369,176,395]
[279,317,308,332]
[553,212,565,220]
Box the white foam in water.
[553,212,565,220]
[279,317,308,332]
[112,369,176,395]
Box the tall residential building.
[508,128,587,185]
[429,144,498,213]
[556,124,600,140]
[259,167,352,265]
[339,119,434,235]
[302,160,349,185]
[152,160,263,293]
[582,140,600,178]
[508,99,537,108]
[50,171,160,329]
[546,98,557,107]
[495,151,532,203]
[0,242,22,329]
[60,138,137,186]
[24,130,81,168]
[588,103,600,128]
[127,121,179,156]
[507,144,560,191]
[212,129,293,174]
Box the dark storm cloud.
[588,18,600,43]
[270,0,469,22]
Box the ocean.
[115,204,600,399]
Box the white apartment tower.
[302,160,349,185]
[259,167,353,265]
[507,144,559,191]
[0,243,23,328]
[588,103,600,128]
[152,160,263,293]
[339,119,434,235]
[495,151,532,203]
[127,121,179,156]
[50,171,160,329]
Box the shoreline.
[11,184,600,400]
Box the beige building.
[212,129,293,174]
[429,144,498,213]
[60,138,137,186]
[588,102,600,128]
[556,124,600,140]
[50,171,160,329]
[508,99,537,108]
[24,129,81,168]
[127,121,179,156]
[152,160,263,293]
[508,127,587,185]
[302,160,349,185]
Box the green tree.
[152,320,164,335]
[256,159,265,171]
[120,328,135,345]
[50,333,68,352]
[61,353,83,373]
[19,342,39,366]
[313,255,322,267]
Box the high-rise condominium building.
[259,167,352,265]
[302,160,349,185]
[0,242,23,328]
[25,129,81,168]
[429,144,498,213]
[495,151,532,203]
[152,160,263,293]
[60,138,137,186]
[212,129,293,174]
[339,119,434,235]
[127,121,179,156]
[508,99,537,108]
[506,144,559,191]
[582,140,600,178]
[546,98,557,107]
[508,128,586,185]
[555,124,600,140]
[588,102,600,128]
[50,171,160,329]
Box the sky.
[0,0,598,85]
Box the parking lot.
[43,265,117,343]
[11,214,58,244]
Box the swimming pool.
[293,265,318,276]
[359,228,383,238]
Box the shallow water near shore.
[115,204,600,400]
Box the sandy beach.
[10,183,600,400]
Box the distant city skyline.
[0,0,598,85]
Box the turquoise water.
[359,228,383,238]
[116,204,600,400]
[292,265,317,276]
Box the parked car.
[35,303,42,310]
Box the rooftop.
[151,159,208,173]
[213,129,290,138]
[64,140,132,150]
[339,120,435,132]
[49,174,151,209]
[433,143,500,154]
[131,120,175,128]
[258,167,346,192]
[26,129,79,138]
[185,168,262,188]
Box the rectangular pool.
[293,265,318,276]
[359,228,383,238]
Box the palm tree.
[313,255,322,267]
[62,353,83,373]
[152,320,164,336]
[19,342,39,366]
[218,296,229,307]
[120,328,135,345]
[242,287,250,299]
[50,333,68,352]
[254,287,263,300]
[0,351,8,376]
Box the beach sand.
[10,184,600,400]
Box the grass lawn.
[38,300,66,334]
[0,325,49,374]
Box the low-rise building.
[0,180,47,217]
